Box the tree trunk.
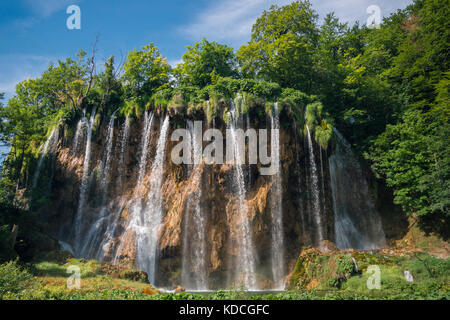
[10,224,19,249]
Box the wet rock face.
[42,108,352,289]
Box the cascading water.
[329,129,386,249]
[306,125,324,246]
[74,107,96,255]
[134,115,170,285]
[113,112,155,267]
[181,120,207,290]
[137,111,154,186]
[98,111,117,203]
[293,119,308,241]
[117,115,130,191]
[72,113,87,154]
[319,146,325,197]
[79,112,117,258]
[50,95,390,290]
[32,127,59,189]
[100,199,126,261]
[228,102,257,290]
[125,111,155,234]
[269,103,285,288]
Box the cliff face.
[36,102,389,290]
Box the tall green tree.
[369,0,450,218]
[237,1,319,92]
[174,38,237,87]
[122,43,171,99]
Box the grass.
[1,250,448,300]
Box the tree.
[122,43,171,99]
[38,49,96,112]
[368,0,450,219]
[174,38,237,87]
[237,1,319,92]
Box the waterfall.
[329,129,386,249]
[133,115,170,285]
[319,146,325,197]
[117,115,131,190]
[137,111,154,186]
[98,111,117,203]
[293,119,308,241]
[125,110,155,239]
[306,125,324,246]
[72,117,87,154]
[101,199,126,261]
[228,103,257,290]
[182,120,207,290]
[74,108,96,255]
[269,103,285,288]
[79,207,108,258]
[32,127,59,189]
[79,111,117,258]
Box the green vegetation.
[288,248,449,300]
[1,250,447,300]
[0,256,158,300]
[174,38,237,87]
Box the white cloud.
[0,54,56,102]
[180,0,293,48]
[310,0,413,25]
[11,0,83,30]
[23,0,82,18]
[180,0,413,48]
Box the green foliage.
[238,1,318,92]
[0,259,35,299]
[122,43,171,98]
[174,38,237,87]
[315,121,333,150]
[370,108,450,217]
[304,102,333,148]
[0,225,16,262]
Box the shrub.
[0,259,35,298]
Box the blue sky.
[0,0,413,102]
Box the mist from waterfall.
[306,125,324,246]
[329,129,386,250]
[134,115,170,285]
[182,120,208,290]
[74,108,96,255]
[228,102,257,290]
[269,103,285,289]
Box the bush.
[0,225,16,262]
[0,259,35,298]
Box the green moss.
[204,100,217,124]
[315,120,333,150]
[222,109,230,124]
